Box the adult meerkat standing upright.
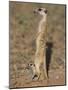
[30,8,48,80]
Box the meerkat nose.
[44,10,48,14]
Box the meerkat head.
[34,8,47,16]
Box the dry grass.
[9,1,66,88]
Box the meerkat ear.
[44,10,48,14]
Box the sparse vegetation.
[9,1,66,88]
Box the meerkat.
[29,8,48,80]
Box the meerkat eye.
[30,64,32,66]
[38,8,42,11]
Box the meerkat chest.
[38,22,46,33]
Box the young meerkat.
[29,8,48,80]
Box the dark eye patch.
[38,8,42,11]
[44,10,48,13]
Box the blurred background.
[9,1,66,88]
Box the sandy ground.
[10,68,65,88]
[9,1,66,88]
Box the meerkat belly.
[35,49,45,68]
[36,33,45,49]
[35,38,45,63]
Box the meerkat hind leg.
[39,64,46,80]
[43,61,48,79]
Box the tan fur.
[31,8,48,80]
